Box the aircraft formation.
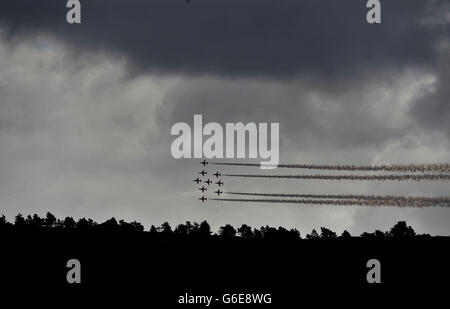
[193,160,450,208]
[195,160,224,202]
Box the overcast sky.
[0,0,449,235]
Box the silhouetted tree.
[389,221,415,238]
[253,228,262,239]
[0,215,7,225]
[15,213,26,227]
[360,232,375,239]
[288,228,301,240]
[45,212,57,227]
[260,225,278,239]
[197,220,211,237]
[238,224,253,238]
[276,227,294,239]
[118,219,143,233]
[55,219,64,228]
[131,221,144,232]
[63,216,76,229]
[18,213,43,228]
[306,229,320,239]
[188,221,197,234]
[160,222,173,236]
[76,218,90,230]
[374,230,387,238]
[119,219,131,232]
[341,230,352,239]
[34,214,44,226]
[320,227,337,239]
[174,223,188,236]
[0,212,432,241]
[101,217,119,232]
[0,215,12,230]
[219,224,236,237]
[87,218,97,228]
[149,225,159,236]
[417,233,431,239]
[25,215,34,226]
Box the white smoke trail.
[212,162,450,173]
[225,192,450,203]
[223,174,450,181]
[212,198,450,208]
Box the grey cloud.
[157,69,430,151]
[411,46,450,134]
[0,0,447,79]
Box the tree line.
[0,212,434,239]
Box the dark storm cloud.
[0,0,446,78]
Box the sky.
[0,0,449,235]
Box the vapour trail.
[212,198,450,208]
[225,192,450,202]
[223,174,450,181]
[212,162,450,173]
